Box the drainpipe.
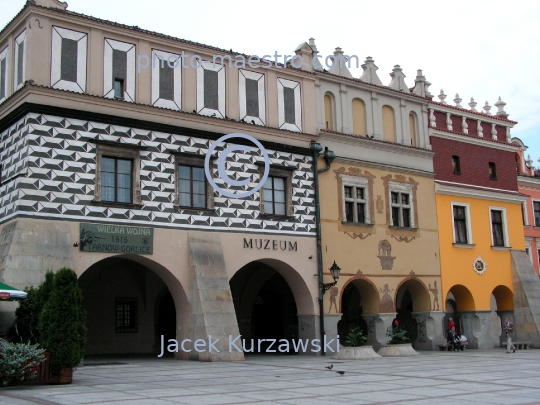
[310,141,336,355]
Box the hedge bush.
[0,339,45,386]
[38,268,87,373]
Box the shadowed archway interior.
[230,261,298,354]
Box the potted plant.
[38,268,87,384]
[333,327,381,360]
[0,339,45,386]
[377,321,419,357]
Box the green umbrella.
[0,282,27,301]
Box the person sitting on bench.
[447,326,462,351]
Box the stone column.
[363,313,395,351]
[298,314,320,355]
[412,311,446,350]
[458,310,493,350]
[322,313,340,356]
[496,310,514,348]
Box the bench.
[438,342,468,351]
[500,341,531,350]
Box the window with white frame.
[341,175,370,224]
[389,182,413,228]
[104,39,135,102]
[522,201,529,226]
[534,201,540,227]
[151,49,182,110]
[525,238,532,263]
[451,202,473,245]
[277,78,301,132]
[51,27,87,93]
[13,30,25,91]
[0,46,8,103]
[197,61,225,118]
[490,207,509,247]
[239,69,265,125]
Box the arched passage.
[337,277,379,344]
[492,285,514,311]
[229,259,313,354]
[445,284,475,336]
[78,254,188,356]
[395,278,431,343]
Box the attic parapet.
[428,94,515,144]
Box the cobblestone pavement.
[1,350,539,405]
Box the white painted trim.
[451,201,473,245]
[51,26,87,93]
[238,69,265,125]
[0,45,8,104]
[522,201,529,226]
[151,49,182,110]
[103,39,136,102]
[525,238,533,263]
[488,206,509,248]
[196,61,225,118]
[435,181,528,204]
[517,176,540,187]
[13,30,26,91]
[277,77,302,132]
[340,174,371,224]
[430,129,518,152]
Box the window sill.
[91,200,143,209]
[523,225,531,229]
[388,226,418,231]
[341,221,374,228]
[453,243,476,249]
[259,213,295,221]
[491,246,512,251]
[175,205,215,213]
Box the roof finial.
[494,96,508,118]
[483,101,492,115]
[468,97,477,111]
[438,89,447,104]
[454,93,462,108]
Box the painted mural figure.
[428,281,440,311]
[378,240,392,257]
[379,283,395,313]
[328,287,338,313]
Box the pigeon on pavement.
[336,371,345,376]
[325,364,333,370]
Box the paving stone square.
[1,350,540,405]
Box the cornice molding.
[435,181,527,204]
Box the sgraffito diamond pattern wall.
[0,113,316,235]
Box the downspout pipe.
[310,141,336,354]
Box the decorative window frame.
[525,237,532,263]
[104,39,136,102]
[277,78,302,132]
[388,181,415,228]
[51,26,87,93]
[239,69,265,125]
[92,143,142,207]
[489,206,509,248]
[172,153,215,211]
[13,30,25,91]
[522,201,529,226]
[196,61,225,118]
[451,201,473,245]
[115,297,138,333]
[258,164,294,219]
[0,45,8,103]
[533,199,540,228]
[151,49,182,110]
[340,174,371,224]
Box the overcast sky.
[2,0,539,164]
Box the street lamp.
[321,260,341,292]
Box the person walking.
[504,317,516,353]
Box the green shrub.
[13,271,54,344]
[38,268,87,373]
[0,339,45,386]
[344,327,368,347]
[386,327,408,345]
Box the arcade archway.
[78,255,187,356]
[395,278,431,343]
[338,278,379,345]
[230,261,301,354]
